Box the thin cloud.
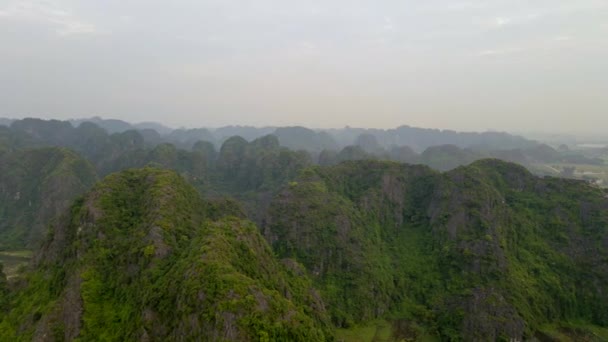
[492,17,512,28]
[0,1,606,132]
[419,1,488,13]
[477,47,523,56]
[0,1,99,36]
[486,13,542,30]
[553,36,572,42]
[383,17,394,31]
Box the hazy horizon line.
[4,114,604,137]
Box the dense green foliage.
[274,126,339,152]
[419,145,479,171]
[3,118,603,181]
[0,263,8,310]
[1,117,608,340]
[0,168,332,341]
[0,148,97,249]
[265,162,442,330]
[263,159,608,340]
[216,135,312,192]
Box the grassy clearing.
[0,250,32,258]
[531,163,608,187]
[556,163,608,187]
[538,322,608,341]
[335,320,393,342]
[335,320,439,342]
[0,250,32,278]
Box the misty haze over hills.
[2,115,608,340]
[0,115,542,153]
[1,1,608,340]
[0,115,553,149]
[1,1,607,132]
[1,116,606,176]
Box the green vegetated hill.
[263,159,608,340]
[0,168,332,341]
[0,147,98,249]
[4,118,605,194]
[215,134,311,193]
[1,159,608,341]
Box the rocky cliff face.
[263,159,608,340]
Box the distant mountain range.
[2,160,608,340]
[1,116,608,340]
[0,116,538,151]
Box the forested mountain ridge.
[0,168,332,341]
[3,117,602,176]
[1,117,608,340]
[0,148,97,249]
[263,159,608,340]
[1,161,607,340]
[1,117,537,152]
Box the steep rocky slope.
[0,168,332,341]
[2,157,607,341]
[263,159,608,340]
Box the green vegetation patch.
[0,250,31,278]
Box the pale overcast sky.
[0,0,607,132]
